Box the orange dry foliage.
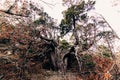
[80,55,114,80]
[93,55,113,73]
[104,71,112,80]
[0,23,14,39]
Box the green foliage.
[81,54,95,69]
[60,0,96,46]
[81,54,92,60]
[86,61,95,69]
[34,18,45,25]
[60,1,85,35]
[60,19,71,34]
[103,52,110,58]
[98,45,111,58]
[59,40,70,49]
[81,13,87,20]
[11,25,15,29]
[33,11,55,27]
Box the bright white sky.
[37,0,67,24]
[40,0,120,37]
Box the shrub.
[86,61,95,69]
[103,53,110,58]
[59,40,70,49]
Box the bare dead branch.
[6,0,18,13]
[0,10,28,17]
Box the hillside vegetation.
[0,0,120,80]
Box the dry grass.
[44,71,82,80]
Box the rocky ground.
[0,51,116,80]
[0,43,119,80]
